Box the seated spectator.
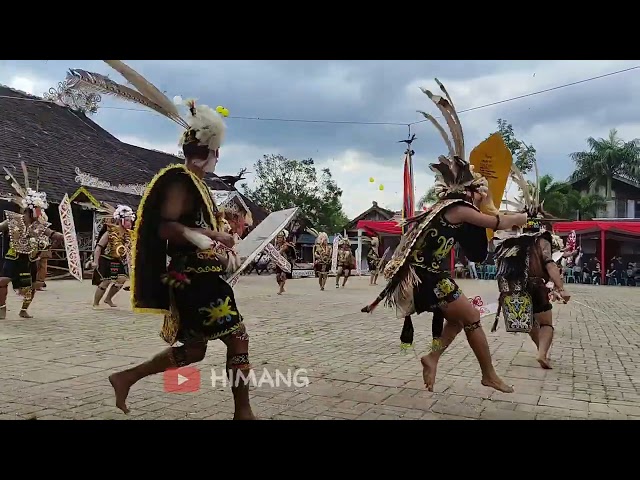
[593,262,602,284]
[606,263,617,285]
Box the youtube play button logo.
[164,367,201,393]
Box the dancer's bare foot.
[104,299,116,307]
[109,372,132,414]
[233,409,257,420]
[481,376,514,393]
[536,355,552,369]
[420,354,438,392]
[19,310,33,319]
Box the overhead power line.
[0,64,638,127]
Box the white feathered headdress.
[316,232,328,244]
[95,202,134,224]
[64,61,226,152]
[2,161,48,212]
[113,204,135,222]
[418,79,489,200]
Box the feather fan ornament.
[64,61,227,151]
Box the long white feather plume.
[20,161,29,190]
[435,78,465,157]
[423,89,463,158]
[510,162,531,207]
[417,111,455,158]
[66,69,188,128]
[103,61,183,123]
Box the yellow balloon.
[379,184,384,191]
[369,177,374,183]
[215,105,230,117]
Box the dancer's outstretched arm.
[445,206,526,231]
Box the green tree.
[516,173,606,220]
[569,128,640,199]
[418,185,438,207]
[568,191,607,220]
[496,118,537,174]
[241,154,349,234]
[534,174,571,217]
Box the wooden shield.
[331,234,342,273]
[58,193,83,281]
[469,133,513,240]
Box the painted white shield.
[331,234,342,273]
[227,207,299,286]
[58,193,83,281]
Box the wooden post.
[357,228,363,275]
[600,228,606,285]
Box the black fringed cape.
[130,164,218,315]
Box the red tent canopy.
[553,221,640,236]
[356,220,402,236]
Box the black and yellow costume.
[366,242,380,273]
[382,199,488,315]
[491,155,567,334]
[131,164,246,356]
[92,223,131,285]
[493,229,555,334]
[337,244,354,271]
[274,242,294,284]
[314,243,332,274]
[1,211,52,293]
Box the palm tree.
[569,192,607,220]
[535,174,571,217]
[569,128,640,199]
[515,174,607,219]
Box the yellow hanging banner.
[469,132,513,240]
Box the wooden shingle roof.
[0,85,270,224]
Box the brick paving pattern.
[0,275,639,420]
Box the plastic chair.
[484,265,496,280]
[564,268,574,283]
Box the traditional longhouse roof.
[0,85,269,225]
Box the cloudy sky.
[2,60,640,218]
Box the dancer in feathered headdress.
[335,238,355,289]
[272,229,295,295]
[90,202,135,308]
[492,160,571,369]
[367,236,381,286]
[361,79,527,393]
[313,232,332,291]
[67,61,254,419]
[0,162,64,319]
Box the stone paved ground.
[1,274,639,420]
